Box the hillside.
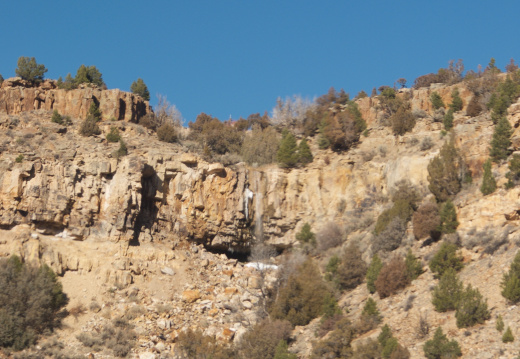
[1,67,520,358]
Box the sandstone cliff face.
[3,81,520,358]
[0,79,519,259]
[0,77,151,122]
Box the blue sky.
[2,1,520,124]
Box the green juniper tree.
[430,92,445,109]
[429,242,463,277]
[449,88,463,112]
[439,200,459,234]
[297,138,313,165]
[277,130,298,168]
[455,284,490,328]
[423,327,462,359]
[480,159,497,195]
[501,251,520,303]
[506,154,520,188]
[502,327,514,343]
[366,254,383,294]
[75,65,105,87]
[490,117,512,162]
[427,139,462,202]
[15,56,47,82]
[443,109,454,131]
[432,268,463,312]
[130,78,150,101]
[295,223,315,245]
[405,249,423,281]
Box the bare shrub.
[237,319,293,359]
[408,137,419,147]
[269,258,330,326]
[413,109,427,118]
[361,150,376,162]
[276,251,307,288]
[420,136,434,151]
[311,317,355,358]
[464,226,509,254]
[372,217,406,253]
[317,222,344,252]
[466,95,482,117]
[413,202,441,240]
[417,312,430,339]
[157,122,177,143]
[89,301,101,313]
[68,302,86,320]
[375,256,410,299]
[404,294,416,311]
[432,108,445,122]
[79,116,100,136]
[379,146,387,157]
[249,243,277,262]
[124,305,145,320]
[241,125,280,165]
[176,328,235,359]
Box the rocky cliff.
[0,77,151,122]
[1,79,520,257]
[3,79,520,358]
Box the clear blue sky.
[2,1,520,124]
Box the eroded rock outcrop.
[0,77,151,122]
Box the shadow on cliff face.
[130,164,160,246]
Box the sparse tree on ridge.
[15,56,47,82]
[74,65,105,87]
[130,78,150,101]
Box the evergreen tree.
[51,110,63,125]
[506,154,520,188]
[295,223,315,245]
[297,138,313,165]
[361,297,381,323]
[75,65,105,87]
[429,242,463,277]
[430,92,445,109]
[490,117,512,162]
[116,139,128,158]
[130,78,150,101]
[455,284,490,328]
[502,327,514,343]
[277,130,298,168]
[317,121,331,149]
[405,249,423,280]
[273,340,297,359]
[15,56,47,82]
[427,139,462,202]
[501,251,520,303]
[60,73,76,90]
[480,159,497,195]
[378,324,400,358]
[75,65,89,84]
[423,327,462,359]
[488,77,520,123]
[496,314,505,332]
[432,268,463,312]
[88,101,102,121]
[449,88,463,112]
[439,200,459,234]
[366,254,383,294]
[443,109,454,131]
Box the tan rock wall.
[0,77,151,122]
